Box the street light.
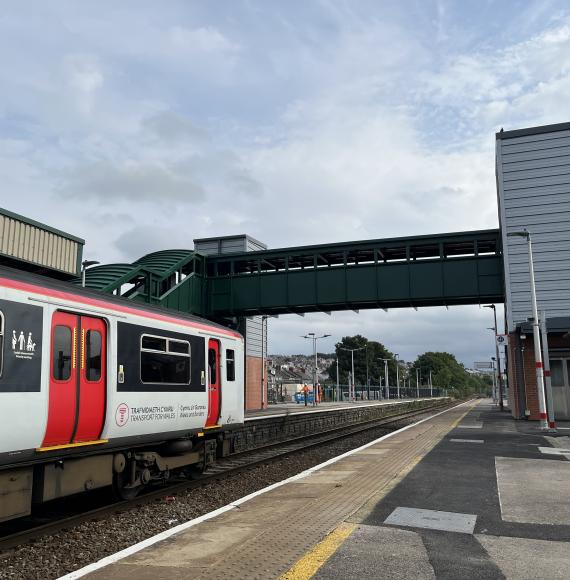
[81,260,100,287]
[484,304,504,411]
[339,346,365,402]
[506,229,548,430]
[379,358,390,399]
[395,354,400,399]
[302,333,331,406]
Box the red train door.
[206,339,221,427]
[42,313,106,448]
[74,317,106,442]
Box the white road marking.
[450,439,484,443]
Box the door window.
[550,360,565,387]
[86,330,102,381]
[53,325,72,381]
[208,348,217,384]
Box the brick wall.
[507,331,570,420]
[245,355,268,411]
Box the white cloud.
[0,2,567,364]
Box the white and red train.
[0,266,244,523]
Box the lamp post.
[302,333,331,406]
[484,304,504,411]
[416,368,420,398]
[340,346,365,402]
[336,357,340,402]
[81,260,100,287]
[507,229,548,430]
[379,358,390,399]
[395,354,400,399]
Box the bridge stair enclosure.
[74,249,206,314]
[75,229,503,318]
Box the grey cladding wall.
[496,125,570,330]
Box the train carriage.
[0,266,244,522]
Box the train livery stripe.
[0,276,241,339]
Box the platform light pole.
[484,304,504,411]
[416,368,420,398]
[340,346,365,402]
[507,229,548,430]
[379,358,390,399]
[395,354,400,398]
[429,370,433,397]
[302,333,331,406]
[336,356,340,402]
[81,260,100,287]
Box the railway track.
[0,399,454,554]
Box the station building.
[496,121,570,421]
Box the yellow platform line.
[281,400,478,579]
[36,439,108,452]
[280,522,357,580]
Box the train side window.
[226,349,235,381]
[86,330,102,381]
[0,312,4,378]
[53,325,72,381]
[141,334,191,385]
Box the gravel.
[0,410,442,580]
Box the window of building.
[551,360,564,387]
[86,330,102,381]
[53,325,72,381]
[226,349,235,381]
[140,334,190,384]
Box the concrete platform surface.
[245,397,439,420]
[71,400,570,580]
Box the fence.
[268,384,446,404]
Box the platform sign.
[474,362,494,372]
[495,334,509,347]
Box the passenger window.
[140,334,191,384]
[226,349,235,381]
[141,335,167,352]
[86,330,102,381]
[53,325,72,381]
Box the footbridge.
[78,229,504,318]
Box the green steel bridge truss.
[77,229,504,319]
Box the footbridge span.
[78,229,504,318]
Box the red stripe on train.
[0,276,242,339]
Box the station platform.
[75,399,570,580]
[245,398,426,420]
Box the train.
[0,265,245,523]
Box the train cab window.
[53,325,72,381]
[141,334,190,384]
[86,330,102,381]
[226,349,235,381]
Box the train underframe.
[0,430,238,523]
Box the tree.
[411,351,489,396]
[326,335,402,386]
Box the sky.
[1,0,570,365]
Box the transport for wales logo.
[12,330,36,360]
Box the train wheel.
[113,472,139,500]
